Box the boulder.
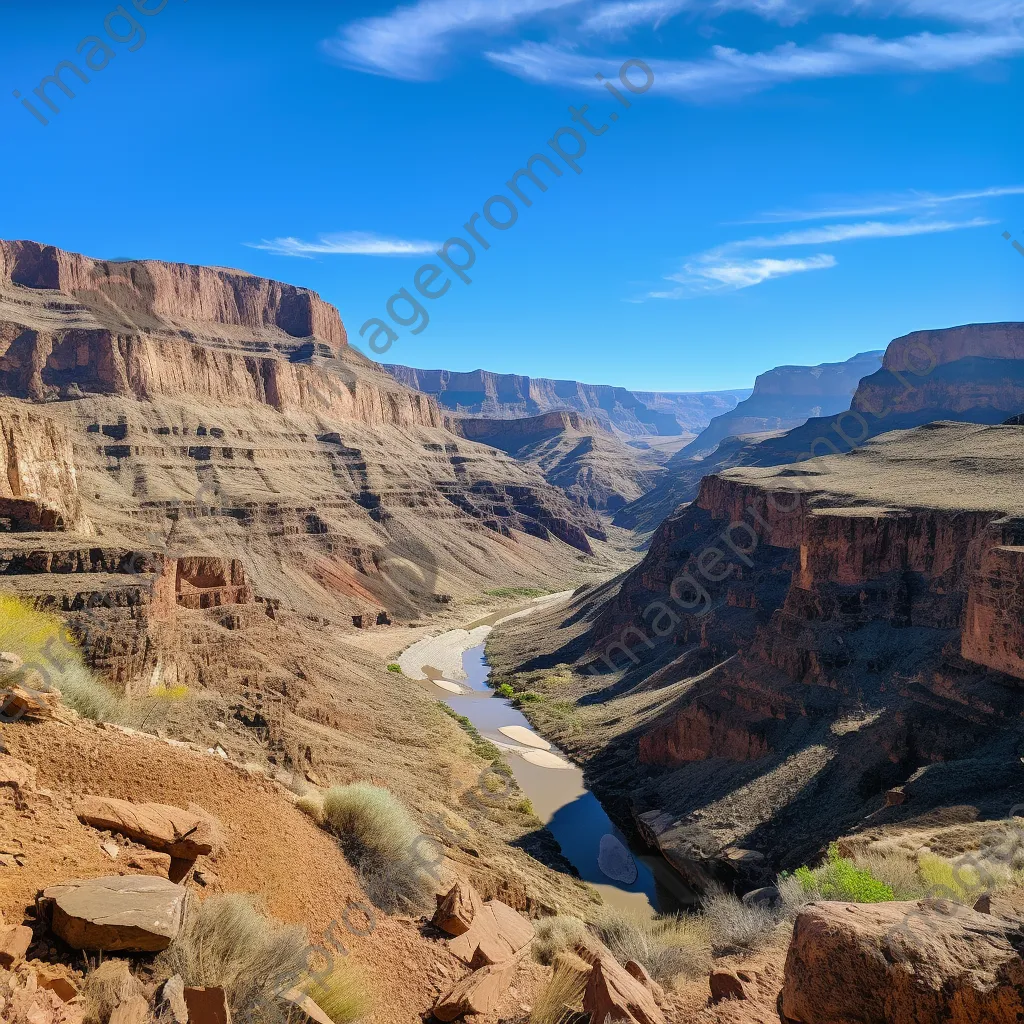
[709,969,747,1002]
[75,796,216,859]
[183,987,231,1024]
[433,959,519,1022]
[974,891,1024,921]
[0,685,61,722]
[433,880,484,937]
[40,875,186,952]
[781,899,1024,1024]
[582,952,665,1024]
[742,886,781,910]
[0,923,32,967]
[34,965,81,1003]
[448,899,535,967]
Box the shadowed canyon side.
[384,362,749,436]
[489,417,1024,897]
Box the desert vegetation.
[156,893,314,1023]
[321,782,435,914]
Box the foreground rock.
[39,876,186,952]
[76,795,216,859]
[580,949,665,1024]
[447,898,535,967]
[781,899,1024,1024]
[433,958,520,1022]
[433,880,484,937]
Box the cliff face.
[0,241,609,690]
[511,421,1024,878]
[0,239,347,351]
[383,364,745,437]
[852,323,1024,426]
[0,407,91,534]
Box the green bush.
[513,691,544,706]
[386,663,402,674]
[495,683,514,699]
[794,844,895,903]
[321,783,434,913]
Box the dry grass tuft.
[700,889,779,957]
[530,956,590,1024]
[321,782,434,914]
[532,916,593,965]
[156,893,308,1024]
[295,792,326,824]
[593,909,712,987]
[81,960,148,1024]
[304,961,371,1024]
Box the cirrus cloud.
[245,232,442,258]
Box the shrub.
[512,691,544,706]
[495,683,514,699]
[157,893,308,1024]
[512,797,535,816]
[852,851,926,900]
[532,916,593,965]
[295,793,325,824]
[701,889,778,956]
[386,664,402,674]
[0,595,124,722]
[321,783,434,913]
[918,853,1004,903]
[593,909,711,987]
[793,844,895,904]
[304,962,370,1024]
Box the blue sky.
[2,0,1022,390]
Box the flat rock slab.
[0,923,32,968]
[434,958,519,1022]
[41,875,186,952]
[76,795,215,859]
[433,880,484,937]
[448,899,535,967]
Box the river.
[399,600,693,916]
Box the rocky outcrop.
[447,896,535,967]
[852,322,1024,427]
[0,409,91,534]
[433,958,521,1022]
[384,363,745,436]
[781,900,1024,1024]
[38,876,186,952]
[579,948,665,1024]
[433,880,485,937]
[75,795,217,859]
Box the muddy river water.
[400,599,693,915]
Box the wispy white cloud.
[487,29,1024,97]
[750,186,1024,222]
[644,213,994,298]
[724,216,996,248]
[245,232,441,258]
[648,253,837,297]
[321,0,585,80]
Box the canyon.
[3,238,1024,1024]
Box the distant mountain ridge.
[678,349,885,457]
[383,363,751,437]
